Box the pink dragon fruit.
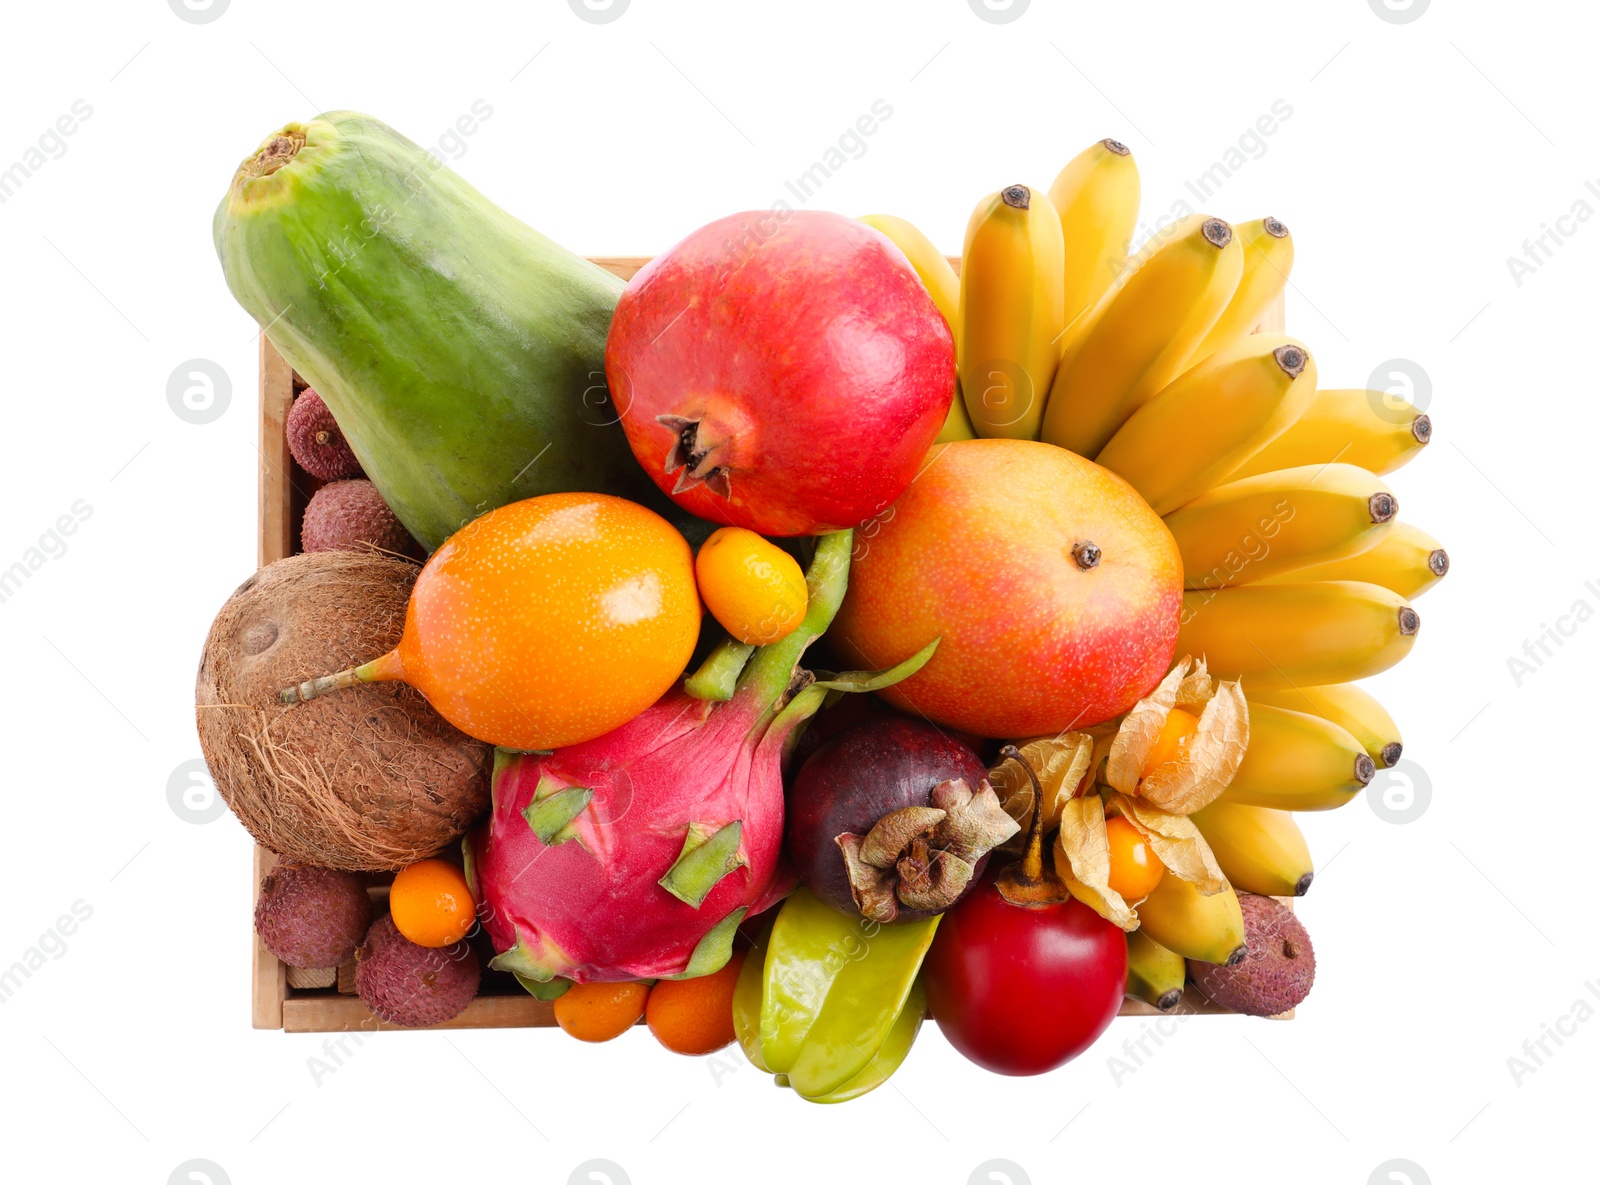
[466,531,934,987]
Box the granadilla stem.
[995,744,1071,908]
[279,649,404,704]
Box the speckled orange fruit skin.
[388,858,476,948]
[695,527,808,646]
[394,493,700,750]
[833,439,1181,737]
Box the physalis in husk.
[1104,656,1249,814]
[985,657,1248,931]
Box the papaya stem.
[242,127,307,181]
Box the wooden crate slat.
[257,336,297,567]
[250,846,285,1030]
[283,994,556,1033]
[589,256,647,281]
[286,964,338,990]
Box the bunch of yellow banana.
[859,139,1448,1001]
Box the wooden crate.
[252,258,1288,1031]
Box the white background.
[0,0,1590,1182]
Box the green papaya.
[214,110,652,550]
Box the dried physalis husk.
[1052,795,1138,930]
[1173,662,1217,712]
[987,733,1096,843]
[1104,656,1249,815]
[1108,793,1226,895]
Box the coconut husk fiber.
[196,551,491,871]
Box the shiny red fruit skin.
[923,871,1128,1076]
[605,209,955,537]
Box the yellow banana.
[1047,138,1141,327]
[858,214,974,443]
[1136,874,1245,966]
[1040,213,1242,457]
[1183,216,1294,367]
[858,214,960,339]
[1164,463,1397,589]
[1190,800,1314,897]
[1177,580,1420,689]
[959,184,1065,440]
[1224,387,1432,481]
[1249,682,1403,769]
[1222,702,1374,811]
[1096,334,1318,515]
[1262,520,1449,599]
[1125,929,1187,1011]
[937,386,979,442]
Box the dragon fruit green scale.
[472,687,791,983]
[469,531,936,985]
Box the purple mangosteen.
[785,716,1019,923]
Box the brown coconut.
[196,551,491,871]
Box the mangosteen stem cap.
[836,778,1018,923]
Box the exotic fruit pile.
[199,114,1445,1093]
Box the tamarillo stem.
[994,745,1071,907]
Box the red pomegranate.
[605,210,955,536]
